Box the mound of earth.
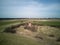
[3,23,60,45]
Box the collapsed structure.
[4,22,38,33]
[24,22,38,32]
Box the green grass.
[0,20,60,45]
[32,21,60,26]
[0,20,22,26]
[0,20,41,45]
[0,33,40,45]
[0,20,20,32]
[0,20,26,32]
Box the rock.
[48,35,55,37]
[4,27,16,33]
[56,37,60,42]
[24,22,38,32]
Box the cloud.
[0,0,60,18]
[17,1,60,18]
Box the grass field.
[32,21,60,26]
[0,19,60,45]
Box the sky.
[0,0,60,18]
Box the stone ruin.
[24,22,38,32]
[3,24,22,33]
[4,22,38,33]
[4,26,16,33]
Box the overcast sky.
[0,0,60,18]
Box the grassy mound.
[0,33,40,45]
[0,19,60,45]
